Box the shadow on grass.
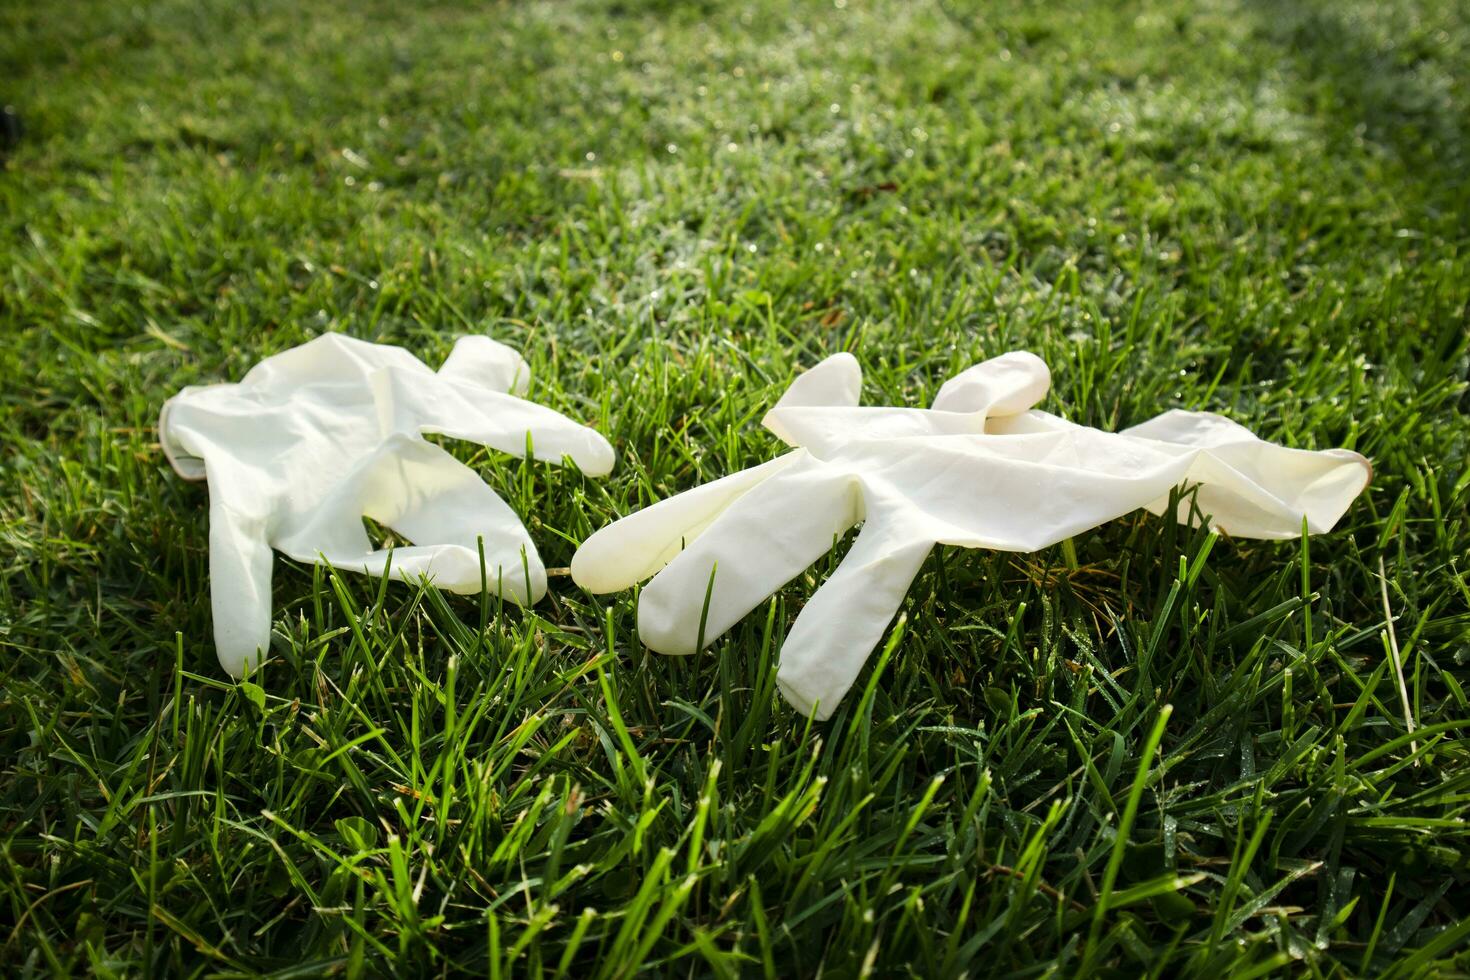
[1244,0,1467,208]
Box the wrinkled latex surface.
[572,351,1370,720]
[161,333,615,677]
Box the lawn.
[2,0,1468,974]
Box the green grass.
[2,0,1468,974]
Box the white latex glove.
[571,351,1370,720]
[161,333,615,677]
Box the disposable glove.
[161,333,615,677]
[571,351,1370,720]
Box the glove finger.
[277,437,546,606]
[769,353,863,411]
[203,480,276,678]
[415,376,615,477]
[571,452,803,593]
[931,350,1050,416]
[775,520,932,721]
[438,335,531,395]
[636,456,862,656]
